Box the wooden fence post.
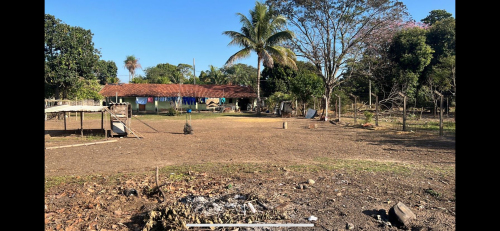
[335,94,341,122]
[435,90,443,136]
[398,92,407,131]
[350,93,357,124]
[371,93,378,126]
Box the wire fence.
[339,106,455,138]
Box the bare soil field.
[44,112,455,230]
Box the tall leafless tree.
[266,0,407,120]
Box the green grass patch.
[288,157,413,175]
[393,120,455,133]
[159,162,271,177]
[133,112,260,121]
[45,175,91,191]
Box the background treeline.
[45,5,454,115]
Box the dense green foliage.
[44,14,106,100]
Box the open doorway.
[238,98,251,111]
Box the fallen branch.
[155,166,168,203]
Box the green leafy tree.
[421,10,453,26]
[422,17,455,113]
[95,60,118,85]
[222,63,257,88]
[290,61,324,115]
[45,14,101,99]
[261,62,295,96]
[177,64,194,83]
[124,55,142,83]
[206,65,228,85]
[144,63,175,84]
[223,1,296,115]
[68,77,103,100]
[198,70,210,84]
[130,74,149,83]
[388,27,434,98]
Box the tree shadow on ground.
[361,130,455,151]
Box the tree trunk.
[256,57,262,115]
[323,95,330,121]
[321,86,333,121]
[54,85,60,100]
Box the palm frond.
[259,49,274,68]
[236,12,253,32]
[225,48,252,67]
[222,30,255,48]
[266,46,297,70]
[266,30,294,46]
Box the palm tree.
[223,1,296,115]
[207,65,227,85]
[124,55,142,83]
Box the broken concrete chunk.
[390,202,416,226]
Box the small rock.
[307,179,315,185]
[346,222,354,229]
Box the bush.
[363,111,373,123]
[166,107,178,116]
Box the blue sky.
[45,0,455,84]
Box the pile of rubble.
[142,193,289,230]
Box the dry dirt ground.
[44,112,455,230]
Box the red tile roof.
[99,83,257,98]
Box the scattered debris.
[183,123,193,134]
[305,108,317,119]
[308,215,318,221]
[375,213,392,227]
[307,179,315,185]
[307,123,318,129]
[362,123,375,129]
[123,188,138,197]
[247,202,257,213]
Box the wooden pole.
[398,92,407,131]
[435,91,444,136]
[80,111,83,136]
[369,80,371,108]
[63,111,67,131]
[335,94,341,122]
[371,93,378,126]
[446,96,449,117]
[101,111,104,129]
[350,94,357,124]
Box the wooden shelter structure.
[44,105,108,137]
[44,102,139,138]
